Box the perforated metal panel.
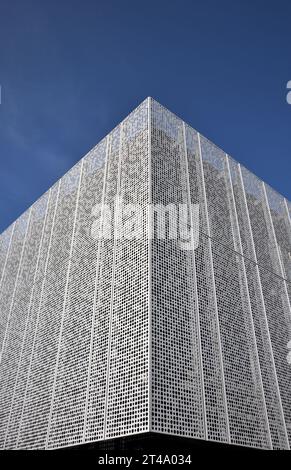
[47,141,107,448]
[105,100,149,439]
[0,98,290,450]
[151,102,205,439]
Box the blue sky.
[0,0,290,233]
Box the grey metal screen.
[0,98,290,449]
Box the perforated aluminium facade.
[0,98,290,450]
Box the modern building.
[0,98,290,450]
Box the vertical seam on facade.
[284,198,291,229]
[0,209,32,366]
[82,136,111,443]
[45,162,84,449]
[182,123,208,440]
[262,183,291,449]
[277,244,286,279]
[16,182,61,449]
[225,157,272,449]
[4,191,51,449]
[284,198,291,285]
[238,165,290,449]
[148,97,152,433]
[103,122,123,439]
[262,183,291,319]
[0,222,15,295]
[197,132,231,444]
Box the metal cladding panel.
[151,101,205,439]
[0,197,49,448]
[0,213,30,356]
[264,185,291,308]
[208,240,270,448]
[0,225,13,287]
[2,195,49,450]
[228,159,289,449]
[105,100,149,439]
[47,141,107,448]
[0,213,30,448]
[4,186,58,450]
[18,162,82,449]
[264,185,291,281]
[199,137,271,448]
[258,268,291,443]
[0,98,290,450]
[240,168,282,277]
[239,167,291,445]
[84,127,120,442]
[185,126,228,442]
